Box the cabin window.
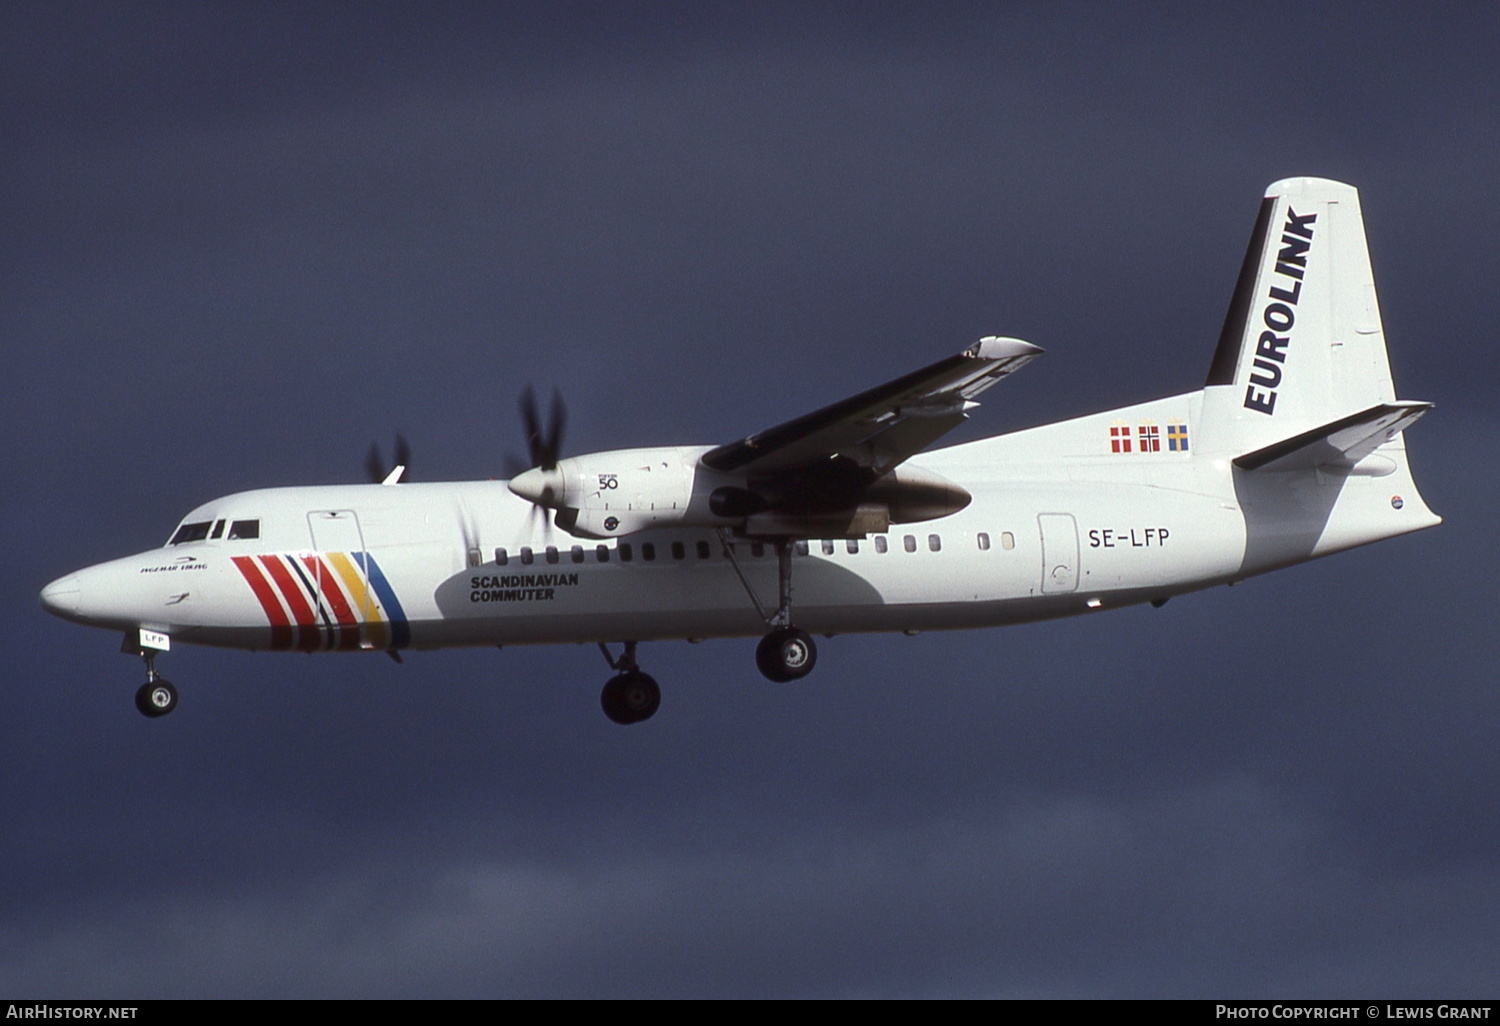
[571,545,585,564]
[596,545,610,563]
[874,536,888,553]
[671,541,685,561]
[696,540,711,559]
[821,540,835,556]
[520,546,534,565]
[794,540,809,556]
[929,534,941,552]
[545,546,559,564]
[619,543,633,563]
[846,539,859,554]
[209,520,225,539]
[494,547,508,566]
[977,532,990,551]
[642,543,656,562]
[228,520,260,540]
[170,521,212,545]
[903,534,916,553]
[1001,531,1015,550]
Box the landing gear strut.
[718,532,819,683]
[597,641,660,725]
[133,649,178,718]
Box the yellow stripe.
[327,552,388,650]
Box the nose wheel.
[135,679,178,718]
[133,648,178,718]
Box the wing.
[701,336,1042,477]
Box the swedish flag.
[1167,423,1189,452]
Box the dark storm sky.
[4,2,1497,998]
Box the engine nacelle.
[515,446,732,540]
[509,446,972,540]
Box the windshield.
[169,517,260,545]
[169,521,212,545]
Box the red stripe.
[232,556,293,650]
[259,555,321,652]
[301,555,361,650]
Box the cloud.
[6,777,1497,997]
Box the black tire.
[135,679,178,718]
[601,671,660,725]
[755,627,817,683]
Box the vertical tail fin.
[1198,178,1397,453]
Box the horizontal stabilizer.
[1233,402,1431,473]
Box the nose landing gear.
[133,649,178,718]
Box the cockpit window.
[170,521,213,545]
[227,519,260,540]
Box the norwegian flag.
[1138,424,1160,452]
[1110,425,1132,453]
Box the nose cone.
[40,573,80,619]
[40,556,153,630]
[509,467,566,507]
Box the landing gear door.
[1038,513,1079,594]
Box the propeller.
[520,385,567,471]
[365,433,412,485]
[508,387,570,539]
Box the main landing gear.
[133,649,178,719]
[719,531,819,684]
[597,641,660,726]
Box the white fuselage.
[39,392,1437,655]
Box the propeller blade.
[394,433,411,478]
[528,501,555,544]
[544,388,567,470]
[519,385,543,468]
[365,434,412,484]
[517,385,567,470]
[365,442,384,484]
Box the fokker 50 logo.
[1244,207,1317,415]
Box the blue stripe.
[363,553,411,649]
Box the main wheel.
[755,627,817,683]
[135,679,178,718]
[600,671,661,725]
